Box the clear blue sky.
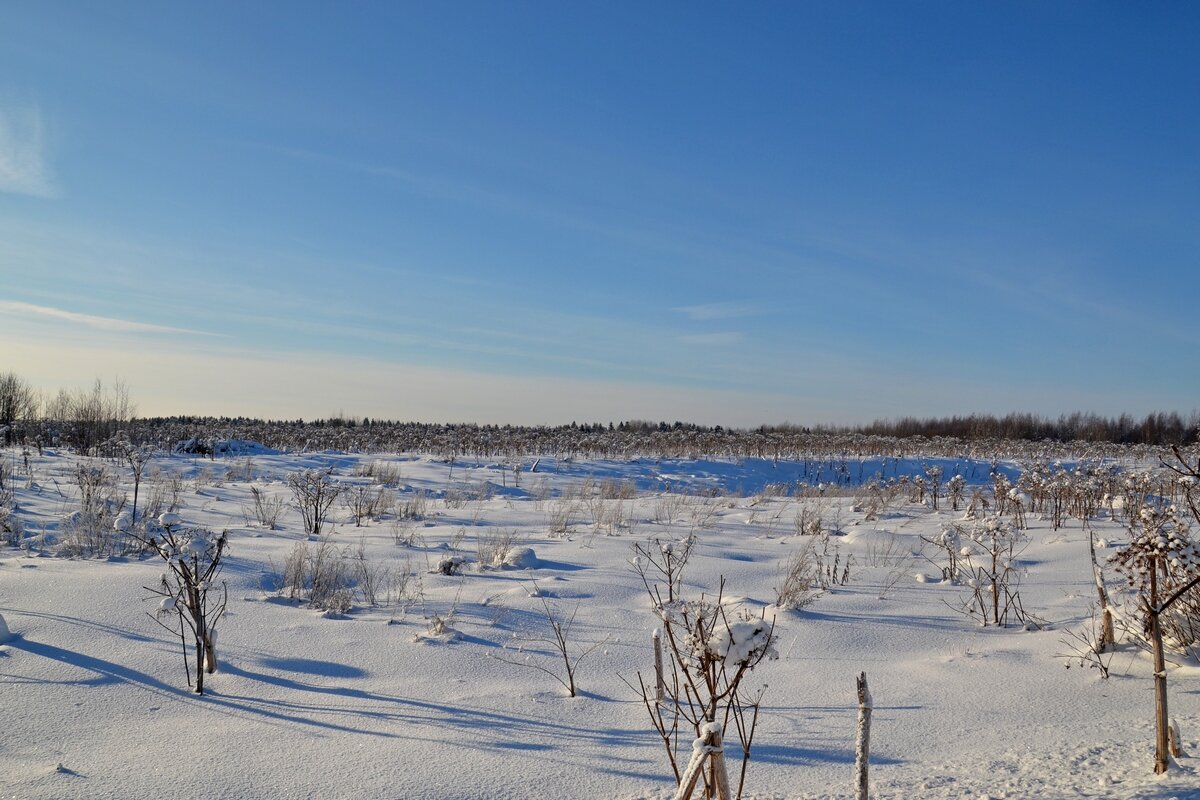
[2,2,1197,425]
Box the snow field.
[1,450,1198,799]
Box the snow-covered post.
[707,724,733,800]
[855,671,872,800]
[673,723,731,800]
[1150,579,1169,774]
[653,628,665,704]
[1088,527,1115,650]
[0,611,12,644]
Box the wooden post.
[1088,528,1115,649]
[1152,612,1169,773]
[653,629,665,704]
[856,671,872,800]
[673,725,732,800]
[708,726,733,800]
[191,586,206,695]
[674,727,715,800]
[1150,567,1170,774]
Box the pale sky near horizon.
[2,2,1198,426]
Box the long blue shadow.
[0,606,157,644]
[751,741,903,767]
[5,635,181,695]
[258,656,369,679]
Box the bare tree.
[0,372,39,445]
[946,474,966,512]
[45,377,134,455]
[343,484,389,526]
[288,467,343,537]
[632,534,696,605]
[491,582,610,697]
[109,431,153,527]
[924,465,943,510]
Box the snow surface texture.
[1,449,1198,799]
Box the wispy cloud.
[673,303,759,321]
[678,332,745,346]
[0,301,227,337]
[0,107,57,198]
[1,334,813,426]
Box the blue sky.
[2,2,1198,425]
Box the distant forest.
[129,410,1200,447]
[829,411,1199,446]
[2,373,1196,449]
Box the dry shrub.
[344,485,392,526]
[282,536,353,613]
[775,541,822,610]
[476,528,520,570]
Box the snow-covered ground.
[1,449,1198,799]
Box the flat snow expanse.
[1,450,1198,799]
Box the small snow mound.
[413,627,461,644]
[0,612,11,643]
[720,595,766,607]
[318,609,349,620]
[501,546,539,569]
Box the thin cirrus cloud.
[0,107,57,198]
[677,332,745,346]
[0,301,227,338]
[672,303,760,321]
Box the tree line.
[0,371,1194,452]
[833,411,1199,446]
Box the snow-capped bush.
[0,503,21,547]
[1112,504,1200,657]
[706,617,778,668]
[633,548,777,797]
[134,516,229,694]
[963,517,1029,627]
